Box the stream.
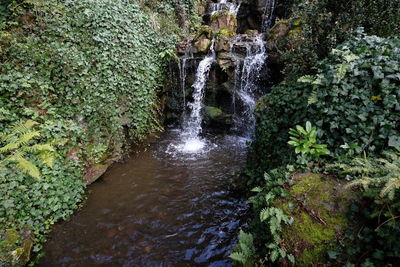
[40,130,249,266]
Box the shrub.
[274,0,400,77]
[251,33,400,179]
[327,149,400,265]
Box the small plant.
[288,121,330,164]
[333,148,400,200]
[229,230,256,266]
[0,120,57,179]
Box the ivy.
[250,33,400,180]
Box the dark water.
[40,130,249,266]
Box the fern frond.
[22,143,55,153]
[345,177,376,190]
[15,157,40,179]
[16,130,40,146]
[12,120,39,134]
[381,178,400,199]
[307,90,318,106]
[38,151,55,167]
[0,141,20,153]
[229,252,247,264]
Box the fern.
[0,120,58,179]
[229,230,256,266]
[332,150,400,200]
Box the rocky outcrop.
[211,11,238,33]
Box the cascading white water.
[230,34,267,137]
[210,0,241,15]
[262,0,276,32]
[175,40,216,153]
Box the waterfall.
[230,34,267,137]
[178,40,216,152]
[262,0,276,32]
[210,0,241,15]
[178,50,193,113]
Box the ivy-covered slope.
[0,0,201,263]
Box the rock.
[194,37,211,53]
[215,37,231,52]
[194,25,213,41]
[204,106,232,126]
[84,163,110,184]
[217,52,234,69]
[244,29,259,36]
[221,81,235,94]
[275,173,356,266]
[267,19,290,43]
[211,11,237,33]
[0,229,33,267]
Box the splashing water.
[230,34,267,137]
[172,40,216,153]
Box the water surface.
[40,130,249,266]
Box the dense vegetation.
[0,0,202,264]
[235,0,400,266]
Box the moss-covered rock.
[0,229,33,267]
[276,173,354,266]
[194,37,212,53]
[210,11,237,33]
[194,25,213,41]
[204,106,232,126]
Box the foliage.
[326,149,400,265]
[334,149,400,200]
[0,120,58,179]
[231,168,295,265]
[0,156,86,253]
[251,33,400,179]
[274,0,400,76]
[229,230,256,266]
[288,121,330,164]
[0,0,201,261]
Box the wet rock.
[194,38,212,53]
[217,52,234,69]
[84,163,110,184]
[194,25,213,41]
[215,37,231,52]
[211,11,237,33]
[204,106,232,126]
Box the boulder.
[211,11,237,33]
[204,106,232,126]
[194,37,212,53]
[275,173,355,266]
[0,229,33,267]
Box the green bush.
[275,0,400,76]
[251,33,400,180]
[327,149,400,265]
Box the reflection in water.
[40,130,249,266]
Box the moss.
[216,29,235,38]
[205,106,222,119]
[194,25,213,40]
[276,174,352,266]
[210,10,230,21]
